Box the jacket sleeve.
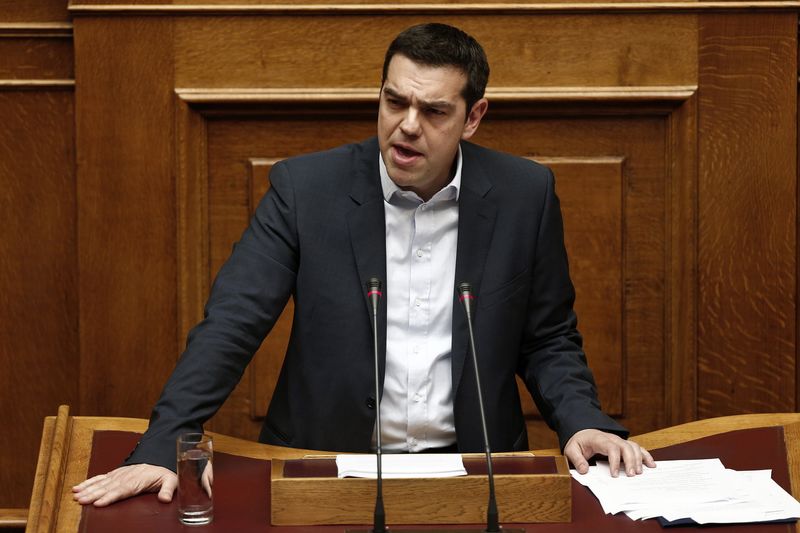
[517,167,628,451]
[124,162,299,471]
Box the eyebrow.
[382,86,456,111]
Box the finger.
[74,479,115,504]
[564,443,590,474]
[158,473,177,503]
[607,446,621,478]
[620,442,639,477]
[642,447,656,468]
[93,486,130,508]
[72,474,107,492]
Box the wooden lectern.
[24,406,800,532]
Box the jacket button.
[366,397,376,409]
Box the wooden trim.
[0,23,72,38]
[175,86,697,105]
[26,405,72,533]
[175,97,210,349]
[665,93,698,425]
[0,80,75,90]
[68,2,800,15]
[0,508,27,528]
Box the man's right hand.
[72,464,177,507]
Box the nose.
[399,108,421,137]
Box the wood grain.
[0,34,73,81]
[0,89,77,508]
[173,14,695,89]
[697,13,797,416]
[0,1,71,22]
[665,92,698,425]
[75,17,179,418]
[271,455,571,524]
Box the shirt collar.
[379,144,462,204]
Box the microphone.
[458,282,500,533]
[366,278,386,533]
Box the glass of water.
[177,433,214,526]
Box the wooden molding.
[0,23,73,38]
[0,80,75,90]
[26,405,72,533]
[68,2,800,15]
[665,93,698,425]
[0,508,27,528]
[175,86,696,105]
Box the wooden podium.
[24,406,800,532]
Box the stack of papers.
[571,459,800,524]
[336,453,467,479]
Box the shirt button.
[414,394,422,403]
[416,249,423,258]
[366,397,376,409]
[415,298,421,307]
[409,437,418,446]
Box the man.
[74,22,654,507]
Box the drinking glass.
[177,433,214,525]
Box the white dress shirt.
[375,147,461,452]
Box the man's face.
[378,54,487,201]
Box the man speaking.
[74,22,654,507]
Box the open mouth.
[392,144,423,165]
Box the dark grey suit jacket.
[126,137,627,470]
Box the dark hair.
[381,23,490,113]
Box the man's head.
[378,23,490,201]
[381,23,490,114]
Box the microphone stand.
[458,282,500,533]
[367,278,386,533]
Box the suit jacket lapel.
[346,138,388,393]
[452,144,497,395]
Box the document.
[571,459,800,524]
[336,453,467,479]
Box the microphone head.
[367,277,382,292]
[458,282,473,297]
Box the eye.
[384,96,404,108]
[426,107,446,116]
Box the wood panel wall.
[0,0,797,513]
[0,1,76,510]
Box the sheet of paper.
[571,459,800,525]
[336,453,467,479]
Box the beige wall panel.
[697,13,797,416]
[0,89,77,507]
[174,14,696,89]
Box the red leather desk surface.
[79,427,794,532]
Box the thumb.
[564,441,590,474]
[157,473,178,503]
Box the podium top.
[75,426,794,532]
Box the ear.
[461,98,488,140]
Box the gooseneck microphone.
[458,282,500,533]
[366,278,386,533]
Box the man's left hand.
[564,429,656,477]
